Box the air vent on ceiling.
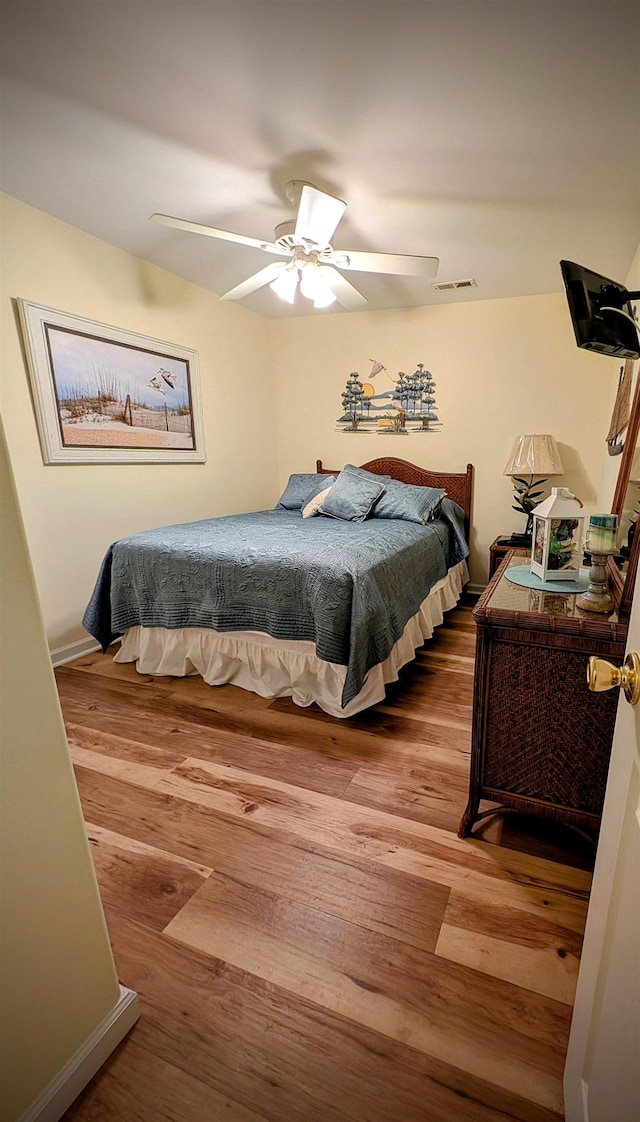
[432,278,478,292]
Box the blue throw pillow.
[276,473,336,511]
[343,463,392,485]
[372,479,446,524]
[318,465,386,522]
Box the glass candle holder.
[578,514,619,613]
[587,513,618,554]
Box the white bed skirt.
[115,559,469,718]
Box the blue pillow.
[372,479,446,524]
[276,473,336,510]
[318,465,386,522]
[343,463,392,485]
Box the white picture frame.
[17,300,206,464]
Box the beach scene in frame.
[17,300,206,464]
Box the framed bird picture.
[16,300,205,463]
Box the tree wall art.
[336,360,441,435]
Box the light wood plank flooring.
[57,599,594,1122]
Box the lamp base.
[577,551,615,614]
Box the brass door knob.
[587,652,640,706]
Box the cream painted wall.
[0,418,121,1121]
[269,292,613,585]
[0,194,278,648]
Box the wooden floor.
[56,599,594,1122]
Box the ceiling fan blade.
[321,266,367,310]
[295,186,347,247]
[329,249,440,278]
[219,262,290,302]
[149,213,286,256]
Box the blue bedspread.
[83,500,468,708]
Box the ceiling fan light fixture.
[269,265,299,304]
[299,261,321,300]
[299,262,337,307]
[151,183,438,311]
[313,266,338,308]
[312,287,337,309]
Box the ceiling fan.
[150,181,439,310]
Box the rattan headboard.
[316,456,474,540]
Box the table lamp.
[503,434,564,544]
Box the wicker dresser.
[459,551,628,838]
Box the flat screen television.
[560,260,640,359]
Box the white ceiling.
[1,0,638,318]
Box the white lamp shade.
[503,434,564,477]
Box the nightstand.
[489,535,531,579]
[459,550,628,838]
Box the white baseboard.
[467,582,485,596]
[582,1078,590,1122]
[50,636,101,667]
[18,985,140,1122]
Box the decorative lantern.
[530,487,586,583]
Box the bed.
[83,457,473,717]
